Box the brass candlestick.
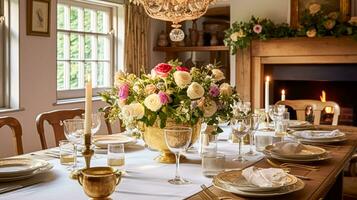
[83,133,94,169]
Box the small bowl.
[77,167,122,199]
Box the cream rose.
[212,69,225,81]
[187,82,205,99]
[121,105,133,118]
[130,102,145,119]
[306,28,317,38]
[309,3,321,15]
[203,100,218,117]
[324,19,335,30]
[349,16,357,26]
[145,84,157,95]
[144,94,162,112]
[114,71,125,87]
[173,71,192,88]
[219,83,233,96]
[230,32,239,42]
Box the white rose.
[121,104,133,118]
[230,32,239,42]
[219,83,233,96]
[173,71,192,88]
[144,94,162,112]
[203,100,218,117]
[130,102,145,119]
[187,82,205,100]
[309,3,321,15]
[212,69,225,81]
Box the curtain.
[124,4,150,76]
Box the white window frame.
[0,0,5,107]
[56,0,124,100]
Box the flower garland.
[224,3,357,55]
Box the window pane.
[84,35,92,59]
[57,4,65,29]
[70,7,79,30]
[85,62,92,80]
[97,62,104,87]
[70,62,79,89]
[84,9,91,32]
[70,34,79,59]
[57,62,65,90]
[97,11,104,33]
[98,36,109,60]
[57,32,64,59]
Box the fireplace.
[235,37,357,126]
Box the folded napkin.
[271,142,306,155]
[242,166,289,187]
[299,130,340,139]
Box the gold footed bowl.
[141,120,201,164]
[77,167,122,200]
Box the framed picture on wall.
[27,0,51,37]
[290,0,351,28]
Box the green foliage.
[225,5,357,55]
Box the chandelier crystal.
[131,0,215,41]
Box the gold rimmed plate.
[0,163,53,182]
[0,158,49,178]
[215,170,298,192]
[266,144,326,159]
[292,130,346,140]
[264,150,331,163]
[213,177,305,197]
[93,134,136,149]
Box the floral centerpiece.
[100,60,240,163]
[224,3,357,54]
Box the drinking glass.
[245,114,260,156]
[59,140,76,166]
[231,117,250,162]
[201,153,225,177]
[268,105,285,122]
[164,127,192,185]
[62,119,85,170]
[275,111,290,136]
[107,143,125,168]
[82,113,101,134]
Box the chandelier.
[131,0,215,41]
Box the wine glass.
[62,119,85,170]
[231,117,250,162]
[82,113,101,134]
[245,114,260,157]
[164,127,192,185]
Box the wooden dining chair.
[0,116,24,155]
[36,108,84,149]
[275,99,340,125]
[103,106,114,135]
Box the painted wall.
[229,0,290,86]
[0,0,119,158]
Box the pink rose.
[118,83,129,100]
[176,66,189,72]
[158,91,169,105]
[253,24,262,34]
[209,85,220,97]
[153,63,173,77]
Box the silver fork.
[200,184,233,200]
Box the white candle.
[281,89,286,101]
[84,78,92,135]
[265,76,270,113]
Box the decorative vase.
[157,31,169,47]
[189,20,198,46]
[141,119,201,164]
[197,31,204,46]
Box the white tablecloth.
[0,130,263,200]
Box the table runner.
[0,139,263,200]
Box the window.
[57,0,117,99]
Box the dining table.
[0,125,356,200]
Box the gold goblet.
[77,167,122,199]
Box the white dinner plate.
[266,144,326,159]
[213,177,305,197]
[93,134,136,149]
[299,137,347,144]
[0,158,49,178]
[264,150,331,163]
[292,130,345,140]
[288,120,310,128]
[0,163,53,182]
[215,170,298,192]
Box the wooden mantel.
[235,36,357,109]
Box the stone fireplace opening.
[266,64,357,126]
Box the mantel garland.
[224,3,357,55]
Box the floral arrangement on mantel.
[224,3,357,54]
[99,60,240,135]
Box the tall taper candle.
[265,76,270,113]
[84,78,92,136]
[281,89,286,101]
